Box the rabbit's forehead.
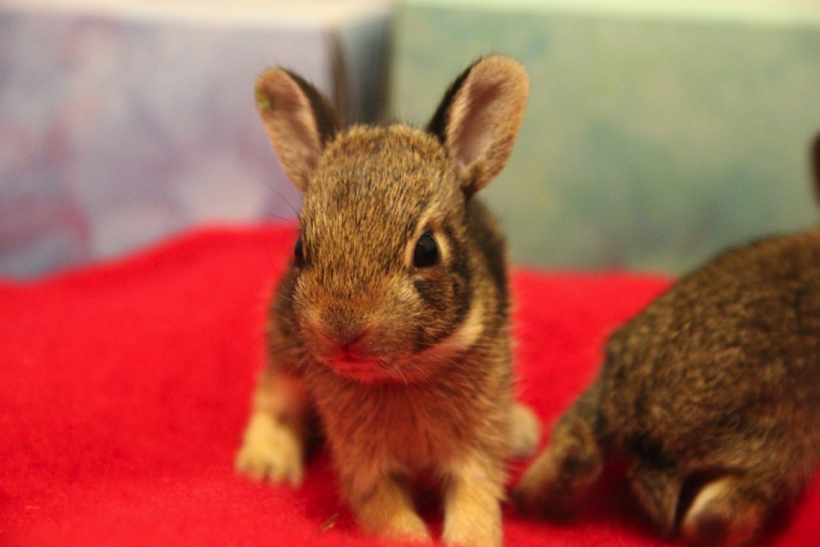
[302,126,457,239]
[316,124,448,192]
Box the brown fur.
[514,223,820,547]
[236,56,540,546]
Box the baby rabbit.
[514,136,820,547]
[235,56,540,547]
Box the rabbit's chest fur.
[305,357,512,470]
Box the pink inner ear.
[265,76,321,157]
[281,86,321,157]
[450,80,504,172]
[442,57,528,193]
[256,70,323,191]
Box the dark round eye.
[294,236,304,265]
[413,232,439,268]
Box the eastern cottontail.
[514,136,820,547]
[235,56,541,547]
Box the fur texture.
[515,196,820,545]
[236,56,539,547]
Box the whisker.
[249,172,302,218]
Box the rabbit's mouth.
[326,354,435,384]
[327,356,391,381]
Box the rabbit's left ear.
[255,68,340,191]
[427,56,529,197]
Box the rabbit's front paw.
[235,411,304,486]
[510,403,541,458]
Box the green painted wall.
[392,0,820,272]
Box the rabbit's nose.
[333,329,370,357]
[307,320,373,360]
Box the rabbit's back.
[599,229,820,483]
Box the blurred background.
[1,0,819,277]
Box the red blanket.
[2,225,819,547]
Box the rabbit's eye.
[413,232,439,268]
[294,236,305,265]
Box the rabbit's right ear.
[426,56,529,197]
[255,69,340,191]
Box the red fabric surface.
[2,225,819,547]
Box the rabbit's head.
[255,56,528,383]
